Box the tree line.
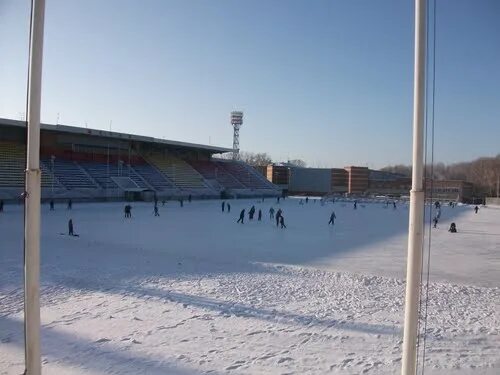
[217,151,307,168]
[381,154,500,197]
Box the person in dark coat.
[258,209,262,221]
[188,194,192,203]
[67,199,72,210]
[237,209,245,224]
[124,204,132,218]
[305,197,309,204]
[0,200,4,212]
[474,206,479,214]
[154,206,160,216]
[180,199,184,207]
[249,206,256,220]
[269,207,275,219]
[50,200,54,211]
[448,222,457,233]
[68,219,74,236]
[227,203,231,213]
[432,216,438,228]
[280,215,286,229]
[353,201,357,210]
[328,211,336,225]
[275,208,282,227]
[393,201,396,209]
[222,201,225,212]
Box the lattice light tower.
[231,111,243,160]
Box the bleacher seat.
[217,161,274,189]
[0,142,54,188]
[144,153,207,189]
[189,160,244,189]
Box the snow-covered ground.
[1,198,499,374]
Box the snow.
[1,198,499,374]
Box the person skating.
[249,205,256,220]
[328,211,336,225]
[50,200,54,211]
[124,204,132,218]
[258,209,262,221]
[275,208,282,227]
[227,203,231,213]
[433,216,438,228]
[448,222,457,233]
[68,219,74,236]
[280,215,286,229]
[393,201,396,209]
[305,197,309,204]
[154,206,160,216]
[0,199,3,212]
[222,201,225,212]
[353,201,357,210]
[188,194,192,203]
[277,196,280,204]
[180,199,184,207]
[237,209,245,224]
[269,207,275,219]
[67,199,72,210]
[474,205,479,214]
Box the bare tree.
[287,159,307,168]
[239,151,273,166]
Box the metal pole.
[494,176,498,198]
[402,0,426,374]
[25,0,45,374]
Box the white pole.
[25,0,45,374]
[402,0,426,374]
[494,176,498,197]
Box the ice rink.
[1,198,499,374]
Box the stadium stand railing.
[217,160,277,190]
[189,160,245,189]
[143,152,211,191]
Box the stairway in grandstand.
[143,152,208,190]
[131,163,175,191]
[40,158,97,189]
[216,160,276,190]
[0,142,56,188]
[79,161,150,190]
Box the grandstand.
[0,118,281,201]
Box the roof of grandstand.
[0,118,233,154]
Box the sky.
[0,0,499,168]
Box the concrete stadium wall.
[486,197,500,206]
[288,167,331,194]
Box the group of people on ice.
[236,205,286,228]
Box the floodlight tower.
[230,111,243,160]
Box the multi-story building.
[344,166,369,194]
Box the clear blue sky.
[1,0,499,168]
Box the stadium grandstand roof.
[0,117,233,154]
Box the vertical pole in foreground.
[25,0,46,374]
[402,0,426,374]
